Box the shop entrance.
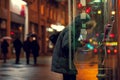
[11,22,24,41]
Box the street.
[0,55,98,80]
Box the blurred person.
[13,38,23,64]
[51,14,96,80]
[31,37,40,65]
[1,39,9,63]
[23,37,32,64]
[49,30,61,45]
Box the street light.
[93,0,101,3]
[51,24,65,32]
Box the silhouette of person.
[31,37,40,65]
[13,38,23,64]
[1,39,9,63]
[23,37,32,64]
[51,14,96,80]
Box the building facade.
[0,0,68,57]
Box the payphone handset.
[103,19,115,41]
[103,24,113,41]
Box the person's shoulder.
[59,27,68,35]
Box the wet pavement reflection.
[0,57,62,80]
[0,55,98,80]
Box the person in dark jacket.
[13,38,23,64]
[1,39,9,63]
[51,14,96,80]
[31,37,40,65]
[49,30,61,45]
[23,37,32,64]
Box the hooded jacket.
[51,14,90,75]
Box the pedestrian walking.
[23,37,32,64]
[1,39,9,63]
[13,38,23,64]
[31,37,40,65]
[51,14,96,80]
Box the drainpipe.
[24,4,29,40]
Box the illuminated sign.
[105,42,118,46]
[10,0,26,15]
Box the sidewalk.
[0,56,62,80]
[0,56,53,65]
[0,55,98,80]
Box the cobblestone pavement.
[0,56,98,80]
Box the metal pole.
[68,0,72,69]
[72,0,76,58]
[97,0,106,80]
[25,5,29,40]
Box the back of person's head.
[86,20,96,30]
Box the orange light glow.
[107,49,111,54]
[114,49,117,54]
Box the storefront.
[9,0,27,57]
[11,22,24,40]
[10,0,26,41]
